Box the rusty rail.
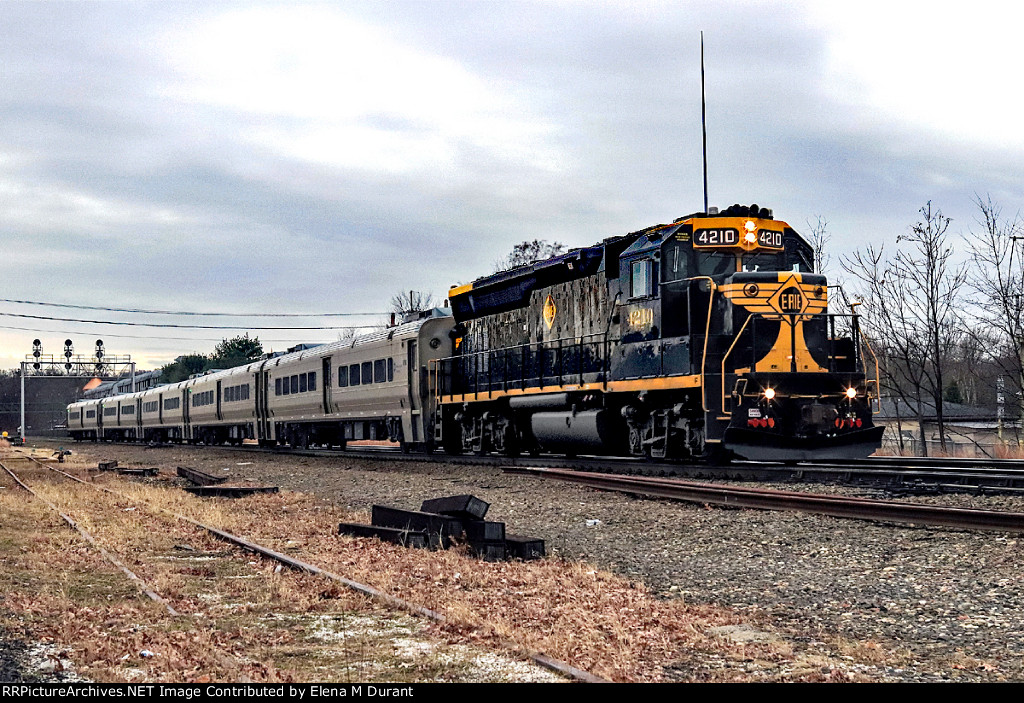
[0,460,179,615]
[17,453,606,683]
[505,466,1024,533]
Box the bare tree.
[901,202,968,451]
[390,290,437,317]
[843,202,968,455]
[336,327,359,345]
[964,194,1024,439]
[804,214,854,322]
[806,214,831,274]
[493,239,565,273]
[844,245,932,453]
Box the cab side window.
[630,259,654,298]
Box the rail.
[15,451,606,683]
[505,466,1024,532]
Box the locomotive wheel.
[489,416,519,457]
[441,421,463,455]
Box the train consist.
[68,312,455,450]
[68,204,884,462]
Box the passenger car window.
[362,361,372,384]
[350,364,360,386]
[374,359,386,383]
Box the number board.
[756,229,785,250]
[692,226,786,250]
[693,228,739,247]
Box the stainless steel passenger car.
[262,313,453,448]
[67,311,455,450]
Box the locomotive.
[68,204,883,463]
[433,204,883,461]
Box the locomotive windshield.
[662,240,735,282]
[740,250,786,272]
[696,252,736,277]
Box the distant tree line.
[159,334,264,383]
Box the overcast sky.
[3,0,1022,371]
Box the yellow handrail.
[694,277,717,412]
[719,314,755,416]
[857,331,882,414]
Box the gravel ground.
[0,628,32,682]
[26,442,1024,682]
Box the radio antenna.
[701,31,709,215]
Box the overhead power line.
[0,322,343,345]
[0,311,372,331]
[0,298,387,317]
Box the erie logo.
[543,295,557,329]
[778,288,805,313]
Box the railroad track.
[140,440,1024,494]
[54,438,1024,532]
[0,457,181,615]
[3,450,604,683]
[503,466,1024,533]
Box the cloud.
[0,1,1023,371]
[158,6,565,177]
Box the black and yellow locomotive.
[434,204,884,462]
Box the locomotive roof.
[448,205,810,322]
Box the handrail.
[436,332,608,368]
[857,329,883,414]
[719,314,755,415]
[693,277,717,413]
[436,333,610,399]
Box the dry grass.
[994,443,1024,460]
[876,439,1024,459]
[0,448,889,682]
[0,457,562,682]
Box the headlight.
[846,387,858,399]
[763,388,776,400]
